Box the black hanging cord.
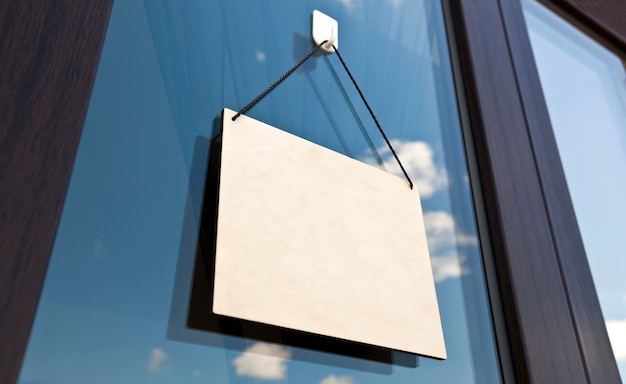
[232,40,327,121]
[230,39,413,189]
[332,45,413,190]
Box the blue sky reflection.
[18,0,501,382]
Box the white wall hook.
[312,10,338,53]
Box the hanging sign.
[212,108,446,359]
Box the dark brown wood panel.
[0,1,113,382]
[447,0,589,382]
[498,0,622,381]
[544,0,626,53]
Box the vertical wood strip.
[498,0,622,381]
[0,1,113,382]
[447,0,588,381]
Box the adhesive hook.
[324,25,336,51]
[312,10,338,53]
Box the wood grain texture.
[543,0,626,53]
[498,0,622,382]
[0,1,113,382]
[214,109,445,358]
[447,0,589,382]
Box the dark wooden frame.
[0,1,114,383]
[448,0,623,382]
[0,0,622,383]
[543,0,626,53]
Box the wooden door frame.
[0,1,114,383]
[0,0,621,382]
[447,0,621,381]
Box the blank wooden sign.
[213,108,446,359]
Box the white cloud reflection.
[424,211,477,249]
[320,375,355,384]
[607,319,626,361]
[232,342,292,380]
[430,251,469,283]
[423,211,475,282]
[362,141,469,282]
[336,0,399,11]
[147,347,168,373]
[336,0,359,10]
[362,140,447,198]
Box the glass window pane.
[523,0,626,378]
[18,0,502,383]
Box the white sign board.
[213,108,446,359]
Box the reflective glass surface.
[523,0,626,378]
[18,0,502,382]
